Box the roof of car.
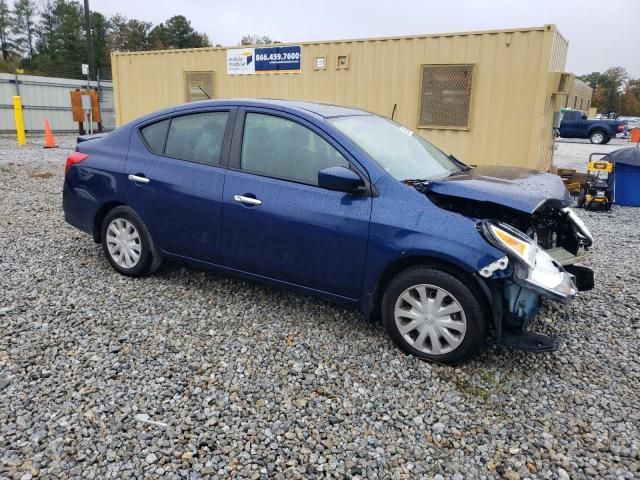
[173,98,371,119]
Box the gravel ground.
[1,135,639,479]
[553,138,631,173]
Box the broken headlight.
[482,222,537,267]
[479,221,577,301]
[562,207,593,245]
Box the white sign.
[81,63,89,75]
[81,94,92,111]
[227,49,255,75]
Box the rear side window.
[164,112,229,165]
[562,110,580,121]
[140,119,169,154]
[240,113,349,185]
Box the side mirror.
[318,166,364,193]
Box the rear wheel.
[589,130,608,144]
[382,266,487,364]
[100,206,161,277]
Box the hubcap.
[592,133,604,143]
[394,284,467,355]
[106,218,141,268]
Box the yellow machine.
[577,154,613,210]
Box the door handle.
[234,195,262,206]
[128,174,150,184]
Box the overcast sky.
[90,0,640,77]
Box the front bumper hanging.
[479,251,593,353]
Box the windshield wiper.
[401,178,430,185]
[449,154,472,171]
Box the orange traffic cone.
[43,118,57,148]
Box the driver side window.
[240,113,349,185]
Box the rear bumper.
[62,179,97,236]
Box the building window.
[573,95,577,109]
[184,71,214,102]
[587,100,591,111]
[418,64,474,129]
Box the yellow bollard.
[13,95,26,146]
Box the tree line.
[0,0,212,78]
[578,67,640,117]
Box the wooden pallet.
[557,168,588,194]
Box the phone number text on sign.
[255,51,301,62]
[255,46,301,73]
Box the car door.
[559,110,580,137]
[220,109,372,299]
[125,108,235,263]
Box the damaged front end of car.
[421,176,594,352]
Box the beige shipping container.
[112,24,570,170]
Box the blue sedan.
[63,99,593,363]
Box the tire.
[382,266,488,364]
[100,206,161,277]
[589,130,608,144]
[602,137,611,145]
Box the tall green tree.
[0,0,12,61]
[124,19,152,51]
[620,78,640,116]
[12,0,37,58]
[578,67,629,114]
[148,23,167,49]
[33,0,85,75]
[8,4,218,75]
[91,11,108,73]
[106,13,127,52]
[53,0,84,67]
[36,0,56,57]
[162,15,209,49]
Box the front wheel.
[100,206,161,277]
[382,266,488,364]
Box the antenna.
[198,86,211,99]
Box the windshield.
[329,115,460,181]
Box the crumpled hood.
[428,166,571,214]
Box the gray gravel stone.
[0,135,639,479]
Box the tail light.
[617,124,625,132]
[65,152,89,174]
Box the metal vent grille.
[184,71,214,102]
[419,64,474,128]
[558,73,569,93]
